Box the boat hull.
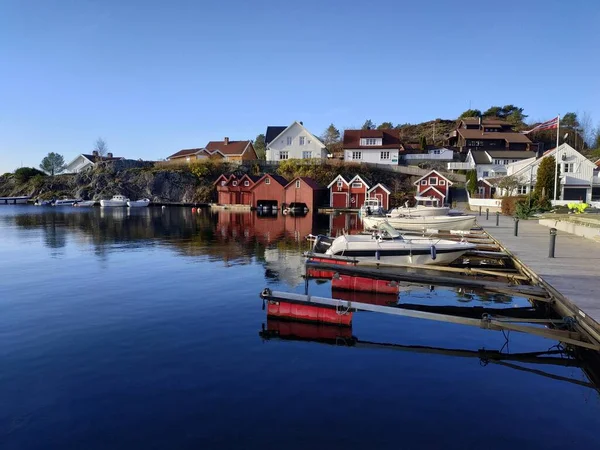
[388,206,450,217]
[54,199,79,206]
[127,200,150,207]
[363,215,476,231]
[74,201,96,207]
[327,249,469,265]
[100,200,128,207]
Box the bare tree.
[496,175,522,197]
[94,137,108,156]
[580,111,593,147]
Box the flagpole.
[554,114,560,201]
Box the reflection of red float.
[266,300,352,326]
[332,288,398,306]
[265,318,353,341]
[332,274,400,295]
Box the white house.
[342,129,401,165]
[505,143,600,201]
[65,152,123,173]
[448,150,536,179]
[402,147,455,162]
[264,122,327,161]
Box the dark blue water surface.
[1,206,599,449]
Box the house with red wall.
[284,177,327,212]
[348,175,371,208]
[215,174,239,205]
[327,175,350,208]
[249,174,289,209]
[413,170,453,204]
[367,183,391,210]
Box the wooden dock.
[479,215,600,341]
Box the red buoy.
[267,301,352,326]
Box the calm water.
[1,206,599,449]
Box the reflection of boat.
[283,203,309,215]
[100,195,129,207]
[312,222,476,265]
[127,198,150,207]
[74,200,96,207]
[363,214,476,232]
[54,198,80,206]
[388,196,450,217]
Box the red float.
[332,274,400,295]
[267,301,352,326]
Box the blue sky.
[1,0,599,173]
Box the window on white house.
[432,149,441,155]
[517,185,527,195]
[280,151,289,160]
[295,180,301,188]
[494,159,500,164]
[352,151,362,160]
[299,136,305,146]
[421,180,427,185]
[503,159,509,165]
[244,181,249,186]
[360,138,381,146]
[429,177,437,185]
[483,171,489,177]
[265,178,270,185]
[302,151,312,159]
[380,151,390,160]
[564,163,575,173]
[286,136,293,146]
[352,182,362,188]
[439,180,446,186]
[512,159,518,163]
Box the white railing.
[447,162,473,170]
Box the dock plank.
[479,216,600,324]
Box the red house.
[249,174,289,209]
[238,174,261,205]
[215,174,239,205]
[284,177,327,212]
[367,183,391,210]
[414,170,453,204]
[348,175,370,208]
[328,175,350,208]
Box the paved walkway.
[478,215,600,324]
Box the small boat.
[388,196,450,217]
[35,199,52,206]
[74,200,96,207]
[359,198,384,216]
[311,222,476,266]
[127,198,150,207]
[54,198,80,206]
[100,195,129,207]
[363,213,476,232]
[0,196,31,205]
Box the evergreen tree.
[535,156,559,199]
[419,135,427,150]
[39,153,66,176]
[321,124,341,146]
[466,170,478,195]
[254,134,266,160]
[377,122,394,130]
[361,119,375,130]
[459,109,481,119]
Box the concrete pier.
[479,216,600,326]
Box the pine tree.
[535,156,559,199]
[466,170,478,195]
[419,135,427,151]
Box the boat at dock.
[74,200,96,207]
[100,195,129,207]
[127,198,150,207]
[388,196,450,217]
[359,198,384,216]
[311,222,476,266]
[54,198,80,206]
[0,196,30,205]
[363,214,476,232]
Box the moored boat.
[359,198,384,216]
[74,200,96,207]
[363,214,476,232]
[54,198,80,206]
[0,196,31,205]
[100,195,129,207]
[127,198,150,207]
[312,222,476,266]
[388,196,449,217]
[34,199,52,206]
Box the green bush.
[515,200,533,219]
[15,167,46,183]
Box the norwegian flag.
[523,116,559,134]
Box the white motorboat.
[312,222,476,266]
[100,195,129,207]
[35,199,52,206]
[54,198,80,206]
[359,198,384,216]
[0,196,30,205]
[127,198,150,207]
[363,213,476,232]
[388,196,449,217]
[74,200,96,207]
